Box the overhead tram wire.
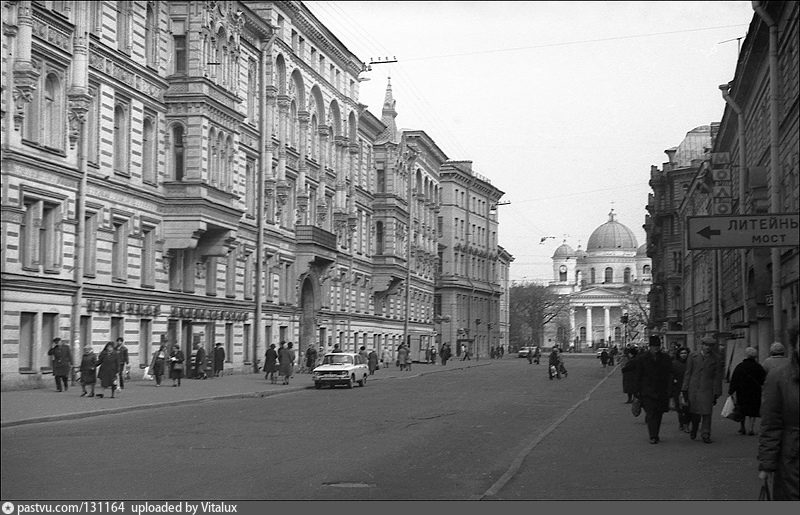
[399,23,750,62]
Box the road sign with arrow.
[687,213,800,249]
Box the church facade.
[544,211,652,351]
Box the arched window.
[207,128,216,185]
[172,125,185,181]
[225,135,234,191]
[559,265,567,282]
[604,267,613,283]
[623,267,631,283]
[614,327,621,341]
[643,265,651,276]
[43,73,62,149]
[579,327,586,342]
[116,1,130,53]
[145,5,156,68]
[142,117,156,184]
[113,104,128,175]
[590,268,596,284]
[376,222,384,254]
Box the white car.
[312,352,369,389]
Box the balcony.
[161,180,242,254]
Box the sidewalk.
[1,359,487,428]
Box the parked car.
[518,346,537,358]
[596,347,610,358]
[312,352,369,389]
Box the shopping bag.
[631,397,642,417]
[142,366,153,381]
[721,395,743,422]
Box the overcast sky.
[305,1,755,283]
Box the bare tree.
[510,282,571,347]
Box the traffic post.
[687,213,800,249]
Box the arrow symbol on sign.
[697,226,721,240]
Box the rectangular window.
[182,249,195,293]
[173,35,186,74]
[112,220,128,282]
[140,319,152,366]
[87,84,99,164]
[80,315,91,351]
[84,212,98,276]
[205,257,217,296]
[21,199,61,272]
[141,227,155,287]
[225,323,233,365]
[244,253,254,300]
[242,323,250,363]
[168,250,182,291]
[110,316,124,343]
[42,313,59,371]
[245,159,256,217]
[19,312,36,371]
[226,250,237,298]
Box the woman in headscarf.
[96,342,119,398]
[79,345,97,397]
[728,347,766,435]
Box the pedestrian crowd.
[620,325,798,500]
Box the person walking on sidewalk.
[150,343,168,387]
[368,349,379,375]
[192,343,207,380]
[621,346,639,404]
[79,345,97,397]
[757,320,799,500]
[264,343,279,384]
[47,337,73,392]
[681,336,723,443]
[305,344,318,372]
[670,347,691,432]
[635,335,672,444]
[169,344,185,387]
[762,342,787,377]
[114,337,129,390]
[278,342,295,385]
[213,342,225,378]
[729,346,767,436]
[96,342,119,398]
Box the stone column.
[569,307,576,350]
[585,306,593,348]
[604,306,611,346]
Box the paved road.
[1,355,771,502]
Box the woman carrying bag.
[169,344,185,387]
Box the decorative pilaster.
[12,2,38,132]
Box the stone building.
[544,211,652,351]
[645,1,798,363]
[435,161,506,359]
[1,1,512,389]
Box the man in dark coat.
[729,347,767,435]
[47,337,73,392]
[635,335,673,444]
[213,342,225,377]
[193,343,207,379]
[682,336,723,443]
[114,337,129,389]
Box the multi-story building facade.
[646,1,799,364]
[436,161,506,359]
[646,125,714,350]
[1,1,513,389]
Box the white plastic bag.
[720,394,735,418]
[142,366,153,381]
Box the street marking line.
[474,370,614,500]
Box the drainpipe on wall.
[254,37,273,373]
[69,3,91,378]
[752,1,783,342]
[720,83,750,348]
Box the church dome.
[636,243,648,257]
[552,242,574,258]
[586,210,638,251]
